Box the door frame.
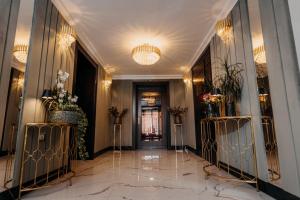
[73,42,98,159]
[132,82,171,150]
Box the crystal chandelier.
[132,43,161,65]
[13,44,29,64]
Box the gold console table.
[18,123,78,199]
[201,116,258,189]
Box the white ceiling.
[53,0,236,78]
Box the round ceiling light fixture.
[132,43,161,65]
[13,44,29,64]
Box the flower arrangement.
[108,106,128,124]
[167,106,188,124]
[47,70,89,160]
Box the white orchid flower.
[59,93,65,98]
[57,82,64,89]
[58,70,63,76]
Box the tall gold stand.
[113,124,122,153]
[174,124,184,152]
[261,116,280,181]
[18,123,78,199]
[201,116,258,190]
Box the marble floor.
[23,150,274,200]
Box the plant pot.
[113,116,122,125]
[173,115,182,124]
[225,102,236,116]
[48,111,80,124]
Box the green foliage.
[60,104,89,160]
[167,106,188,117]
[108,106,128,118]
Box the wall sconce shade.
[13,44,29,64]
[183,73,191,84]
[215,17,232,43]
[41,89,53,99]
[59,25,76,48]
[104,74,112,89]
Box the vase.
[225,102,236,116]
[207,103,213,117]
[173,115,182,124]
[48,111,80,124]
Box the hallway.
[23,150,273,200]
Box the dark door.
[192,46,213,156]
[136,84,169,149]
[73,43,97,159]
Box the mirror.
[248,0,281,183]
[0,0,34,190]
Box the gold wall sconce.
[13,44,29,64]
[215,17,233,43]
[104,74,112,89]
[59,25,76,48]
[253,45,267,64]
[183,73,191,85]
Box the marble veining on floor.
[23,150,274,200]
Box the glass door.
[136,86,168,149]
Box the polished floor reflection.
[23,150,273,200]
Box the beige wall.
[111,79,194,147]
[182,72,196,149]
[94,67,112,153]
[111,80,133,146]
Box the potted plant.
[46,70,89,160]
[108,106,128,124]
[215,58,243,116]
[167,106,188,124]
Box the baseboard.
[0,150,8,157]
[0,186,19,200]
[93,146,134,158]
[186,145,198,154]
[93,146,112,157]
[218,161,300,200]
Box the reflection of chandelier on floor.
[132,43,161,65]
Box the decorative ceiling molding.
[52,0,105,67]
[52,0,237,75]
[112,74,183,80]
[187,0,237,69]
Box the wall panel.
[0,0,20,150]
[210,0,268,180]
[259,0,300,196]
[13,0,75,184]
